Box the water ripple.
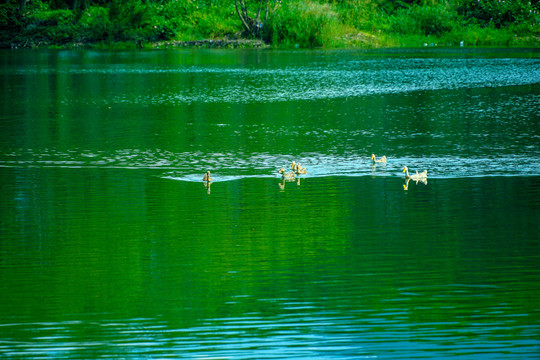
[1,312,538,359]
[7,57,540,104]
[1,149,539,179]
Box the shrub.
[78,6,112,41]
[454,0,540,28]
[30,8,75,26]
[334,0,391,32]
[265,1,341,47]
[0,0,23,31]
[390,4,457,36]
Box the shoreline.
[5,40,540,51]
[3,38,270,50]
[3,33,539,51]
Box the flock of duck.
[202,154,428,191]
[370,154,429,190]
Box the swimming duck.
[371,154,387,163]
[279,168,296,180]
[402,166,427,181]
[291,161,307,174]
[295,162,308,174]
[202,170,213,182]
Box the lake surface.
[0,48,539,359]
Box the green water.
[0,48,539,359]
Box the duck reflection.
[204,181,212,194]
[403,177,428,190]
[278,177,302,191]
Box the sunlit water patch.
[2,149,539,179]
[67,57,540,104]
[4,55,540,104]
[1,304,539,359]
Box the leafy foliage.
[390,4,457,36]
[1,0,538,48]
[265,1,340,47]
[455,0,540,28]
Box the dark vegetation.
[1,0,538,48]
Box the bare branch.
[235,0,251,33]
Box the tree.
[18,0,28,14]
[234,0,278,38]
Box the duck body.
[402,166,427,181]
[291,161,308,174]
[371,154,387,163]
[279,168,296,180]
[202,171,213,182]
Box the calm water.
[0,48,539,359]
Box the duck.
[279,167,296,180]
[402,166,427,181]
[291,161,308,174]
[202,170,213,182]
[371,154,387,163]
[295,163,308,174]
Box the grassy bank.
[1,0,539,49]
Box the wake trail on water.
[2,149,539,180]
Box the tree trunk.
[73,0,87,22]
[18,0,28,15]
[234,0,272,38]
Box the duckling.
[402,166,427,181]
[297,165,308,174]
[279,167,296,180]
[291,161,307,174]
[371,154,387,163]
[202,170,213,182]
[291,161,297,171]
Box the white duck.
[371,154,387,163]
[402,166,427,181]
